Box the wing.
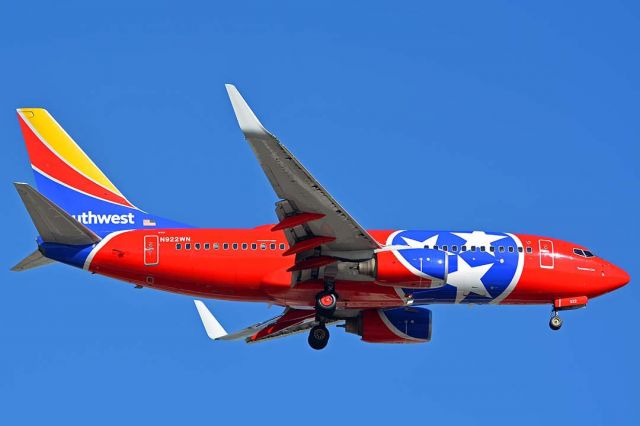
[194,300,340,344]
[225,85,379,258]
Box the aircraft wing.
[225,85,379,254]
[194,300,340,344]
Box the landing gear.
[315,277,338,319]
[308,324,330,350]
[549,312,563,331]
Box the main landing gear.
[308,277,338,350]
[549,310,563,331]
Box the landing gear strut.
[308,324,330,350]
[549,311,563,331]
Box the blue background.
[1,1,638,424]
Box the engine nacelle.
[359,248,448,289]
[345,307,432,344]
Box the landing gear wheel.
[315,291,337,317]
[549,315,563,331]
[308,324,330,350]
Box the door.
[539,239,554,269]
[144,235,159,266]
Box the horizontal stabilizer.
[11,249,55,272]
[14,182,101,245]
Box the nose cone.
[602,261,630,292]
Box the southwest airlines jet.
[12,85,630,350]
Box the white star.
[446,256,494,303]
[401,234,439,249]
[452,231,507,257]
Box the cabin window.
[195,243,201,250]
[279,243,286,250]
[213,243,219,250]
[489,246,495,253]
[204,243,210,250]
[185,243,191,250]
[442,245,448,252]
[260,243,267,250]
[433,245,439,250]
[424,245,429,249]
[480,246,486,252]
[508,246,514,253]
[452,245,458,252]
[251,243,257,250]
[223,243,229,250]
[471,246,476,252]
[461,246,467,252]
[176,243,182,250]
[232,243,238,250]
[242,243,248,250]
[518,247,523,253]
[270,243,276,250]
[499,246,505,253]
[526,247,532,253]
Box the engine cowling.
[345,307,432,344]
[360,248,448,289]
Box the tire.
[315,291,337,315]
[308,325,330,350]
[549,315,563,331]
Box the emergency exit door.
[144,235,159,266]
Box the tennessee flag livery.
[11,86,630,350]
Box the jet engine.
[358,248,448,289]
[345,307,432,343]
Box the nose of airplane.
[602,261,630,292]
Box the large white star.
[452,231,507,257]
[446,256,494,303]
[401,234,439,249]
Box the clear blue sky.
[1,1,638,424]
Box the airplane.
[11,85,630,350]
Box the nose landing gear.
[549,311,563,331]
[308,324,330,350]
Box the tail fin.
[16,108,187,236]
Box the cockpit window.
[573,248,596,258]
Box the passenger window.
[213,243,219,250]
[433,245,439,250]
[270,243,276,250]
[526,247,532,253]
[251,243,257,250]
[232,243,238,250]
[223,243,229,250]
[176,243,182,250]
[452,245,458,252]
[260,243,267,250]
[242,243,248,250]
[480,246,485,252]
[489,246,495,253]
[279,243,286,250]
[499,246,505,253]
[442,245,448,252]
[471,246,476,252]
[518,247,523,253]
[204,243,210,250]
[508,246,514,253]
[185,243,191,250]
[195,243,201,250]
[423,245,429,249]
[461,246,467,252]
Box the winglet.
[225,84,273,138]
[194,300,228,340]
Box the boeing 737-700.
[11,85,630,349]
